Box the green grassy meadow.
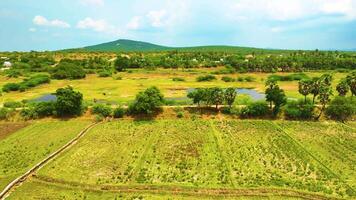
[6,119,355,199]
[0,120,91,191]
[0,68,349,105]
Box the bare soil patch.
[0,122,30,140]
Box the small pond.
[29,94,57,103]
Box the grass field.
[7,119,355,199]
[0,120,91,191]
[0,68,349,105]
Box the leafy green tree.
[187,88,206,107]
[114,55,130,72]
[129,86,164,114]
[209,87,224,110]
[51,62,86,80]
[336,79,350,96]
[265,80,287,116]
[55,86,84,116]
[224,88,237,108]
[316,84,333,120]
[310,77,321,104]
[298,79,312,103]
[326,96,356,122]
[346,72,356,97]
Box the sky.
[1,0,356,51]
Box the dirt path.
[32,175,340,200]
[0,122,101,200]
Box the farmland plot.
[0,120,91,191]
[213,120,354,198]
[37,121,160,185]
[38,120,226,187]
[276,121,356,191]
[8,120,355,199]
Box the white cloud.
[33,15,70,28]
[126,16,142,30]
[76,17,122,35]
[147,10,167,27]
[29,28,36,32]
[229,0,356,21]
[80,0,104,6]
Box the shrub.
[244,76,255,82]
[92,104,113,117]
[128,86,164,114]
[284,99,315,120]
[236,77,244,82]
[221,76,235,82]
[2,74,50,93]
[33,102,55,117]
[21,108,39,120]
[0,108,10,120]
[113,107,125,118]
[196,75,216,82]
[176,111,184,118]
[240,101,269,118]
[172,77,185,82]
[3,83,20,92]
[268,73,309,82]
[3,101,23,108]
[98,71,112,77]
[325,96,356,122]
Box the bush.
[98,71,112,77]
[0,108,10,120]
[326,97,356,122]
[172,77,185,82]
[268,73,309,82]
[113,107,125,118]
[221,76,235,82]
[240,101,269,118]
[2,74,50,93]
[176,111,184,118]
[33,102,55,117]
[236,77,245,82]
[21,108,39,120]
[20,102,55,120]
[284,99,315,120]
[196,75,216,82]
[3,83,20,92]
[3,101,23,108]
[92,104,113,117]
[244,76,255,82]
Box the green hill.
[81,39,172,52]
[73,39,281,53]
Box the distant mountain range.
[66,39,356,53]
[69,39,273,53]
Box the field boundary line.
[32,175,341,200]
[268,121,355,194]
[209,120,236,188]
[0,121,102,200]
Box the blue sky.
[1,0,356,51]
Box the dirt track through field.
[31,175,341,200]
[0,122,101,200]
